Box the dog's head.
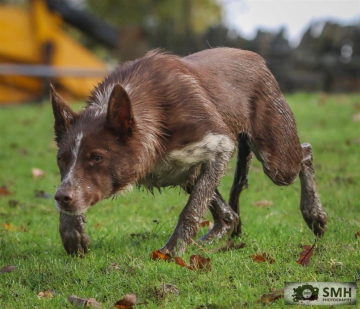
[51,84,136,215]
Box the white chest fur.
[140,133,235,188]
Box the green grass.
[0,93,359,308]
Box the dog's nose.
[54,190,73,207]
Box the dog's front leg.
[160,153,231,255]
[59,213,90,256]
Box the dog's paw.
[61,230,90,256]
[59,213,90,256]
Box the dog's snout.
[55,190,74,207]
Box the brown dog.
[51,48,327,255]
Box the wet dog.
[51,48,327,255]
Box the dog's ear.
[50,84,76,144]
[106,83,135,139]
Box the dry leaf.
[38,290,55,299]
[94,222,103,229]
[211,239,246,253]
[155,283,180,298]
[0,265,17,274]
[257,289,284,305]
[189,254,211,271]
[250,253,275,264]
[297,243,315,266]
[174,255,211,271]
[0,185,11,196]
[253,200,273,207]
[68,295,102,308]
[352,113,360,122]
[114,293,137,309]
[32,168,45,178]
[174,257,190,269]
[200,220,214,229]
[8,200,19,207]
[355,231,360,239]
[108,262,121,272]
[1,223,14,231]
[150,250,171,261]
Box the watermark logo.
[285,282,356,306]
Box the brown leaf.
[155,283,180,298]
[150,250,171,261]
[32,168,45,178]
[174,255,211,271]
[114,293,137,309]
[0,265,17,274]
[108,262,121,272]
[68,295,102,308]
[8,200,19,207]
[174,257,191,269]
[1,223,14,231]
[211,239,246,253]
[200,220,214,229]
[257,289,284,305]
[250,253,275,264]
[297,243,315,266]
[253,200,273,207]
[38,290,55,299]
[352,113,360,122]
[355,231,360,239]
[0,185,11,196]
[189,254,211,271]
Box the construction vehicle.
[0,0,119,104]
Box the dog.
[51,48,327,255]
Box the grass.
[0,93,359,308]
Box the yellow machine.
[0,0,111,104]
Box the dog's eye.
[57,156,64,163]
[93,155,103,162]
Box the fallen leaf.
[38,290,55,299]
[352,113,360,122]
[19,148,28,155]
[150,250,171,261]
[174,255,211,271]
[114,293,137,309]
[68,295,102,308]
[1,223,14,231]
[155,283,180,298]
[0,185,11,196]
[212,239,246,253]
[200,220,214,229]
[257,289,284,305]
[355,231,360,239]
[32,168,45,178]
[94,222,103,228]
[189,254,211,271]
[297,243,315,266]
[0,265,17,274]
[253,200,273,207]
[8,200,19,207]
[174,257,191,269]
[108,262,121,272]
[34,190,52,199]
[250,253,275,264]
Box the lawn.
[0,93,359,308]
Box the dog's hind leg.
[199,189,240,242]
[228,135,252,236]
[299,143,327,236]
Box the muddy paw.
[304,211,328,237]
[61,230,90,256]
[59,213,90,256]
